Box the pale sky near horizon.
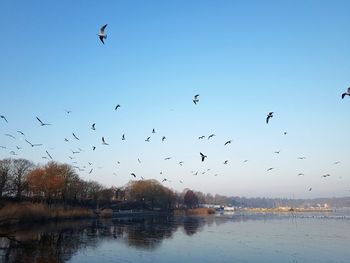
[0,0,349,198]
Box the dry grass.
[0,202,95,225]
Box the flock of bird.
[0,24,349,194]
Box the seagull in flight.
[198,136,205,140]
[98,24,108,44]
[115,104,120,110]
[91,123,96,131]
[164,157,172,160]
[267,167,274,171]
[274,150,281,154]
[266,112,273,124]
[17,131,25,136]
[224,140,232,146]
[341,87,350,99]
[92,146,96,151]
[36,116,51,126]
[72,133,80,140]
[102,137,109,145]
[162,178,168,182]
[321,174,331,178]
[208,134,215,140]
[152,128,156,134]
[46,150,53,160]
[200,152,207,162]
[131,173,136,178]
[193,94,200,104]
[64,138,69,142]
[65,109,72,114]
[5,134,16,139]
[25,139,42,147]
[145,137,150,142]
[0,115,8,123]
[224,160,228,165]
[179,161,184,166]
[122,134,125,140]
[162,136,166,142]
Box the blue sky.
[0,0,349,198]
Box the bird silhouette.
[224,140,232,146]
[91,123,96,130]
[64,138,69,142]
[65,110,72,114]
[284,131,287,135]
[145,137,151,142]
[115,104,120,110]
[321,174,331,178]
[5,134,16,139]
[193,94,200,104]
[152,128,156,134]
[98,24,108,44]
[274,150,281,154]
[138,158,141,163]
[266,112,273,124]
[36,116,51,126]
[102,137,109,145]
[179,161,184,166]
[89,169,93,174]
[122,134,125,140]
[298,173,304,176]
[198,136,205,139]
[46,150,53,160]
[92,146,96,151]
[341,87,350,99]
[72,133,80,140]
[200,152,207,162]
[131,173,136,178]
[164,157,172,160]
[25,139,42,147]
[162,136,166,142]
[308,187,312,191]
[208,134,215,140]
[224,160,228,164]
[71,150,79,154]
[17,131,25,136]
[243,160,248,163]
[0,115,8,123]
[267,167,274,171]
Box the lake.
[1,211,350,263]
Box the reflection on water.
[1,213,350,263]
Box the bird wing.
[100,24,108,34]
[99,36,105,44]
[36,117,43,124]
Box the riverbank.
[174,208,215,216]
[241,207,333,213]
[0,202,112,226]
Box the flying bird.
[162,178,168,182]
[341,87,350,99]
[321,174,331,178]
[0,115,8,123]
[36,116,51,126]
[16,146,22,150]
[200,152,207,162]
[92,146,96,151]
[71,150,79,154]
[64,138,69,142]
[98,24,108,44]
[122,134,125,140]
[164,157,172,160]
[162,136,166,142]
[131,173,136,178]
[284,131,287,135]
[224,160,228,165]
[102,137,109,145]
[115,104,120,110]
[5,134,16,139]
[267,167,274,171]
[65,110,72,114]
[266,112,273,124]
[297,173,304,176]
[243,160,248,163]
[198,136,205,139]
[145,137,150,142]
[208,134,215,140]
[89,169,93,174]
[179,161,184,166]
[25,139,42,147]
[72,133,80,140]
[308,187,312,192]
[193,94,200,104]
[17,131,25,136]
[298,157,306,160]
[46,150,53,160]
[274,150,281,154]
[224,140,232,146]
[152,128,156,134]
[138,158,141,163]
[91,123,96,130]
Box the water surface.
[1,212,349,263]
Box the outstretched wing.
[99,24,108,34]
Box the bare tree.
[12,159,33,199]
[0,158,12,197]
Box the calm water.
[1,211,350,263]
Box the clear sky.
[0,0,349,198]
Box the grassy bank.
[174,208,215,216]
[242,207,333,213]
[0,202,112,226]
